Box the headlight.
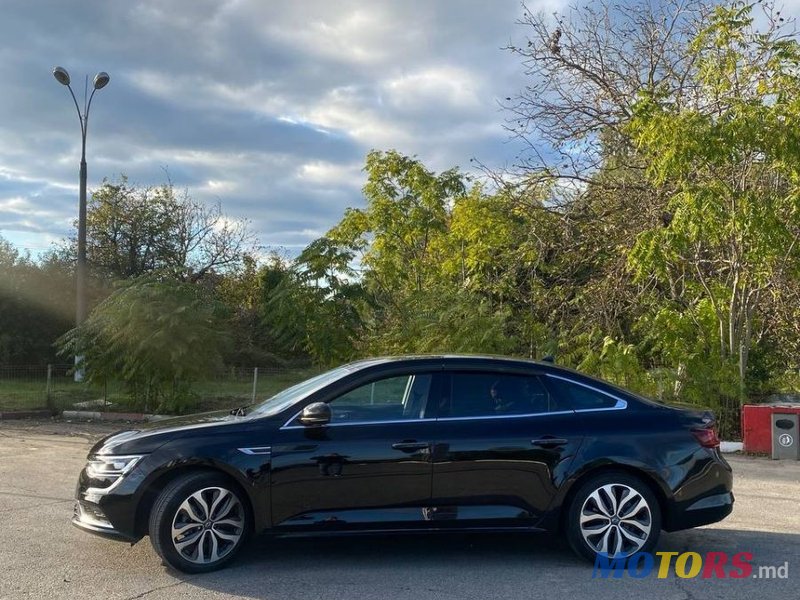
[86,455,143,478]
[85,455,144,496]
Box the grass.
[0,368,320,414]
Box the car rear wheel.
[565,471,661,563]
[149,472,250,573]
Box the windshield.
[246,366,353,417]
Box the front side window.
[325,374,434,424]
[442,372,556,418]
[248,366,352,417]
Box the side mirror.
[299,402,331,426]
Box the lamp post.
[53,66,110,382]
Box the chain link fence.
[0,364,318,415]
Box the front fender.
[100,435,272,538]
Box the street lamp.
[53,66,110,381]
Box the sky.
[0,0,567,257]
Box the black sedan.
[72,355,733,572]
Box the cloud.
[0,0,562,255]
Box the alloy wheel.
[170,486,245,564]
[579,483,652,558]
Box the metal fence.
[0,364,318,415]
[0,364,744,437]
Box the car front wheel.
[566,471,661,563]
[149,472,250,573]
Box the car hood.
[89,410,248,456]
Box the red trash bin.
[742,403,800,454]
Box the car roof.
[340,354,640,399]
[343,354,554,371]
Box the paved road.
[0,420,798,600]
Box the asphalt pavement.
[0,419,798,600]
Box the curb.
[0,410,53,420]
[720,441,743,454]
[61,410,171,422]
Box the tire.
[565,471,661,563]
[149,471,251,573]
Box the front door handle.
[392,441,430,452]
[531,437,568,447]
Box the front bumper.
[72,459,146,541]
[72,500,138,542]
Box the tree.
[313,152,545,358]
[213,253,286,367]
[264,241,365,366]
[627,3,800,399]
[58,278,231,412]
[330,150,465,296]
[77,176,254,282]
[504,0,714,189]
[0,236,74,365]
[496,0,726,373]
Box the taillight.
[691,427,720,448]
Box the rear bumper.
[664,491,734,532]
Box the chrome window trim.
[401,375,415,410]
[280,410,577,430]
[279,371,628,429]
[545,374,628,411]
[281,409,303,429]
[281,417,433,430]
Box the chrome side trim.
[545,374,628,411]
[237,446,272,455]
[435,410,575,422]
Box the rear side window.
[442,372,557,418]
[546,376,622,411]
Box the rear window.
[546,376,621,411]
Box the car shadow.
[170,528,800,600]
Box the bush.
[58,277,231,413]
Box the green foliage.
[627,3,800,403]
[0,236,75,365]
[362,285,516,356]
[262,245,364,367]
[214,253,292,368]
[330,150,465,295]
[57,278,231,413]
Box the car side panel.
[537,406,733,532]
[430,413,584,526]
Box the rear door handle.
[392,441,430,452]
[531,437,568,447]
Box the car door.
[429,368,583,527]
[270,369,442,531]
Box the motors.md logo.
[593,551,790,579]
